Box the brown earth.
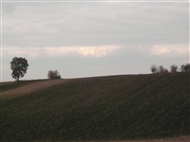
[1,79,67,99]
[121,136,190,142]
[1,72,189,141]
[84,136,190,142]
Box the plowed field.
[0,72,189,141]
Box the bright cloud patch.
[3,45,122,58]
[45,46,121,57]
[151,44,188,56]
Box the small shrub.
[47,70,61,79]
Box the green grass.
[0,72,190,141]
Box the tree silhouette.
[10,57,29,81]
[47,70,61,79]
[184,63,190,71]
[150,65,157,74]
[170,65,178,73]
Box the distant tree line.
[10,57,189,81]
[151,63,190,74]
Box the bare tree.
[151,65,157,74]
[170,65,178,73]
[158,66,165,73]
[180,65,185,72]
[48,70,61,79]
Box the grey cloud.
[2,2,19,13]
[2,2,189,48]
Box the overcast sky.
[0,0,189,82]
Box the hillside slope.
[0,72,189,141]
[1,79,67,99]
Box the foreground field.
[0,72,189,141]
[72,136,190,142]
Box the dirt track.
[1,79,66,99]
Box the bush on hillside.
[157,66,164,73]
[180,64,190,72]
[184,63,190,71]
[150,65,157,74]
[151,63,190,74]
[170,65,178,73]
[150,65,168,74]
[47,70,61,79]
[180,65,185,72]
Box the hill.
[0,72,189,141]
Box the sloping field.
[0,72,189,141]
[1,79,67,99]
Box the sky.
[0,0,189,82]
